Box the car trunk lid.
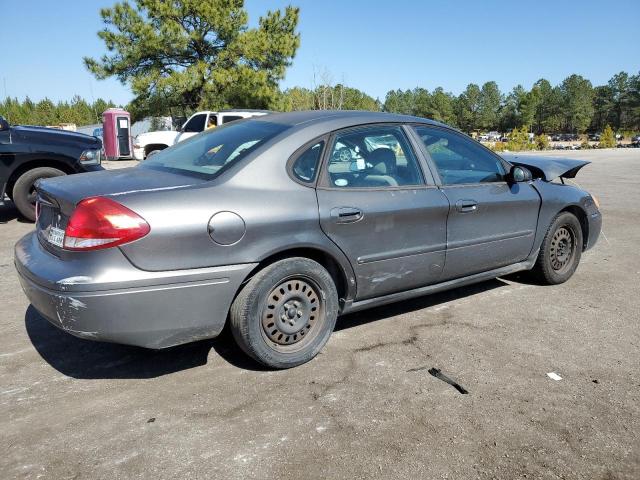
[35,167,203,253]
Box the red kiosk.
[102,108,132,160]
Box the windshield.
[140,120,288,179]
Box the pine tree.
[84,0,300,116]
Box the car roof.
[219,109,272,114]
[253,110,447,130]
[191,109,271,115]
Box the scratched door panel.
[317,187,449,300]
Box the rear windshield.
[140,120,288,179]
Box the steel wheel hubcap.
[262,278,321,346]
[550,226,574,271]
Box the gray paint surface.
[14,111,602,348]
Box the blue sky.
[1,0,639,105]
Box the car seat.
[363,148,398,187]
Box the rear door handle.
[455,199,478,213]
[331,207,363,223]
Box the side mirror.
[509,165,532,183]
[0,116,9,131]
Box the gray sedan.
[15,111,602,368]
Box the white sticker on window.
[118,119,128,128]
[335,178,348,187]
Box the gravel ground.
[1,149,638,479]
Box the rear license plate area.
[47,226,65,247]
[36,199,67,250]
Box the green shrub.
[506,126,532,151]
[600,125,616,148]
[491,141,507,152]
[534,134,549,150]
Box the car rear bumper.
[15,231,256,349]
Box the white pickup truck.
[132,109,270,160]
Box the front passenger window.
[183,114,207,133]
[413,126,506,185]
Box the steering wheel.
[333,147,352,162]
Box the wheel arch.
[237,245,355,311]
[6,159,73,199]
[559,204,589,250]
[144,143,169,156]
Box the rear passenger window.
[326,126,423,188]
[292,141,324,183]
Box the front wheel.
[531,212,583,285]
[230,258,339,369]
[12,167,65,221]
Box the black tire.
[230,257,339,369]
[531,212,583,285]
[12,167,65,221]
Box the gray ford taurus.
[15,111,602,368]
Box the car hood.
[36,167,204,216]
[13,125,102,148]
[502,154,590,181]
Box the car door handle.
[331,207,363,223]
[455,199,478,213]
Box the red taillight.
[63,197,150,251]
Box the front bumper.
[585,210,602,250]
[133,146,145,161]
[15,231,256,349]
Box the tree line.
[4,70,638,135]
[381,72,640,134]
[0,96,116,127]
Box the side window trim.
[317,123,427,190]
[286,135,329,187]
[401,124,437,186]
[410,124,511,187]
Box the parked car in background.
[0,115,103,220]
[15,111,601,368]
[92,127,103,141]
[132,109,270,160]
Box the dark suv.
[0,115,103,220]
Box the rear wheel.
[12,167,65,221]
[230,257,339,369]
[531,212,583,284]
